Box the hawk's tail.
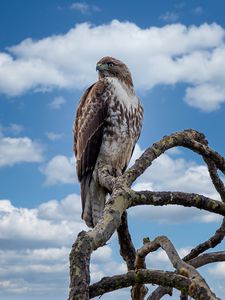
[81,176,106,228]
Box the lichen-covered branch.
[124,129,225,187]
[68,129,225,300]
[147,286,172,300]
[129,190,225,217]
[204,157,225,202]
[117,211,136,271]
[69,231,92,300]
[183,218,225,262]
[89,269,221,299]
[135,236,216,299]
[182,155,225,263]
[189,251,225,269]
[131,237,150,300]
[147,251,225,300]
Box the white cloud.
[129,204,221,224]
[91,246,112,264]
[145,247,191,270]
[45,131,64,141]
[49,96,66,109]
[37,193,82,222]
[208,262,225,278]
[0,195,126,298]
[0,194,87,297]
[0,279,29,294]
[132,147,221,197]
[0,192,222,299]
[184,83,225,111]
[0,194,85,247]
[129,144,223,223]
[70,2,100,14]
[0,136,44,167]
[1,21,225,111]
[41,155,76,185]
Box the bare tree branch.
[183,218,225,262]
[129,190,225,217]
[89,269,221,299]
[189,251,225,269]
[147,286,172,300]
[68,129,225,300]
[131,237,149,300]
[124,129,225,187]
[148,251,225,299]
[183,155,225,262]
[69,231,92,299]
[204,158,225,202]
[116,212,147,300]
[135,236,215,298]
[117,211,136,271]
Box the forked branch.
[69,129,225,300]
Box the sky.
[1,0,225,299]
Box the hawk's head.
[96,56,133,88]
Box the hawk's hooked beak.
[96,63,108,72]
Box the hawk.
[74,56,143,228]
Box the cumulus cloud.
[184,83,225,111]
[0,194,84,297]
[0,191,222,298]
[0,136,44,167]
[37,193,81,222]
[0,194,85,248]
[0,195,126,298]
[130,144,222,197]
[129,144,223,223]
[41,155,76,185]
[1,21,225,111]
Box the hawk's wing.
[74,81,108,211]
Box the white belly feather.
[96,78,142,173]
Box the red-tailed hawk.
[74,56,143,228]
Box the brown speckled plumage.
[74,57,143,227]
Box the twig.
[189,251,225,268]
[183,218,225,262]
[117,211,136,271]
[147,286,172,300]
[204,157,225,202]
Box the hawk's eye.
[107,62,114,67]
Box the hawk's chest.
[104,78,140,138]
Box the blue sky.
[1,1,225,299]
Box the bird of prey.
[74,56,143,228]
